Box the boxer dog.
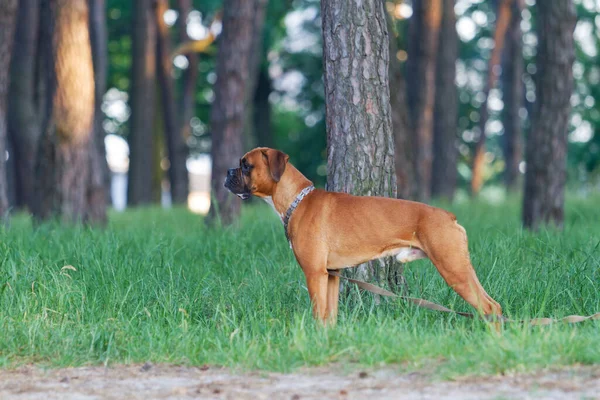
[224,147,503,324]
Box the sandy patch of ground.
[0,364,599,400]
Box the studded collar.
[282,185,315,245]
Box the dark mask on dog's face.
[224,157,253,200]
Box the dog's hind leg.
[419,221,502,316]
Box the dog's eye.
[241,159,252,174]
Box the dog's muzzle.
[224,168,250,200]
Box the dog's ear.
[261,149,289,182]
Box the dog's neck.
[267,164,313,218]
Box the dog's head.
[224,147,290,200]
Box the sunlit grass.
[1,194,599,377]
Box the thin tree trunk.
[431,0,458,200]
[0,0,18,219]
[34,0,96,223]
[406,0,442,202]
[471,0,512,195]
[208,0,260,225]
[155,0,188,204]
[522,0,576,230]
[177,0,198,174]
[7,0,40,212]
[244,0,268,150]
[88,0,109,223]
[502,0,524,191]
[253,67,273,148]
[322,0,400,289]
[128,0,156,206]
[386,2,415,200]
[152,90,166,203]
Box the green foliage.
[1,197,599,375]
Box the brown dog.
[225,148,503,323]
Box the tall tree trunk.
[7,0,41,212]
[34,0,96,223]
[0,0,18,220]
[386,3,415,200]
[471,0,512,195]
[88,0,109,223]
[128,0,156,206]
[177,0,198,182]
[502,0,524,191]
[431,0,458,200]
[155,0,188,204]
[322,0,401,289]
[244,0,268,150]
[522,0,576,230]
[406,0,442,202]
[208,0,260,225]
[253,67,273,148]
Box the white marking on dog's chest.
[263,196,284,223]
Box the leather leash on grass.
[327,271,600,326]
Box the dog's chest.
[263,196,284,222]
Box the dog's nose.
[227,168,236,178]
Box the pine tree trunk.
[177,0,198,176]
[7,0,41,212]
[522,0,576,230]
[155,0,189,205]
[431,0,459,200]
[208,0,260,225]
[406,0,442,202]
[386,2,415,200]
[34,0,96,223]
[88,0,109,223]
[0,0,18,220]
[243,0,268,150]
[128,0,156,206]
[502,0,524,191]
[253,67,273,148]
[322,0,401,289]
[471,0,512,195]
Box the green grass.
[1,195,600,377]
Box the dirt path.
[1,364,599,400]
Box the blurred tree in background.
[34,0,101,223]
[523,0,576,229]
[0,0,18,220]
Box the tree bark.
[322,0,400,288]
[7,0,41,212]
[386,2,415,200]
[431,0,458,200]
[522,0,576,230]
[471,0,512,195]
[0,0,18,219]
[208,0,260,225]
[502,0,524,191]
[244,0,268,150]
[128,0,156,206]
[34,0,96,223]
[177,0,198,181]
[88,0,109,223]
[253,67,273,148]
[155,0,188,204]
[406,0,442,202]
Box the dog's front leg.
[304,270,329,323]
[326,273,340,324]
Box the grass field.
[1,195,599,378]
